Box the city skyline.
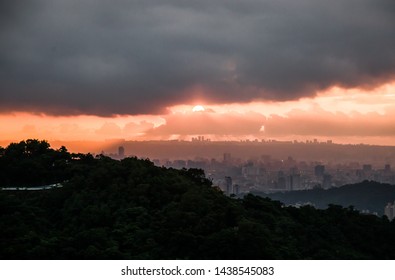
[1,1,395,149]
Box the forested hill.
[260,181,395,215]
[1,140,395,260]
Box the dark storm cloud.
[1,0,395,116]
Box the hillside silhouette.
[1,140,395,259]
[261,181,395,215]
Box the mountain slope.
[261,181,395,215]
[1,140,395,259]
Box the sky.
[1,0,395,148]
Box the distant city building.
[173,160,186,169]
[323,174,332,189]
[225,176,233,196]
[314,165,325,177]
[242,164,261,177]
[118,146,125,158]
[384,202,395,221]
[234,184,240,195]
[145,140,395,192]
[288,174,301,191]
[191,136,211,142]
[363,164,372,172]
[277,171,286,189]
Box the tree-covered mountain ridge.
[261,181,395,216]
[1,139,395,259]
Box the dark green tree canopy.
[1,140,395,260]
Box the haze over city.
[1,0,395,149]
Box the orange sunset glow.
[2,82,395,151]
[1,0,395,153]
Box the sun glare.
[192,105,205,112]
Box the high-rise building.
[118,146,125,158]
[323,174,332,189]
[234,184,240,196]
[288,174,301,191]
[363,164,372,172]
[314,165,325,177]
[225,176,233,196]
[384,202,395,221]
[277,171,286,189]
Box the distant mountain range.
[259,181,395,215]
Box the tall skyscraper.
[233,184,240,196]
[118,146,125,159]
[384,202,395,221]
[314,165,325,177]
[225,176,233,196]
[323,174,332,189]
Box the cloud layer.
[1,0,395,116]
[144,108,395,140]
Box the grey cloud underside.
[1,0,395,116]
